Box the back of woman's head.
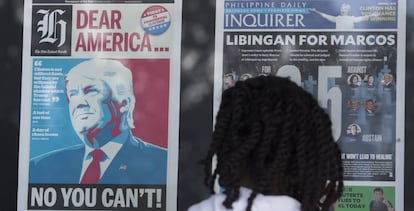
[203,75,343,211]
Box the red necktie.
[80,149,103,184]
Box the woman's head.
[203,76,343,211]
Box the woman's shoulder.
[187,193,227,211]
[187,187,301,211]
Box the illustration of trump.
[29,59,167,184]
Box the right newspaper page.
[214,0,406,210]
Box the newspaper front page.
[18,1,182,210]
[214,0,405,210]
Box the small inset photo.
[346,123,362,136]
[224,72,237,89]
[370,187,394,211]
[347,99,360,114]
[347,74,362,88]
[364,74,376,88]
[365,99,377,114]
[381,73,393,88]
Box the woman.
[189,76,343,211]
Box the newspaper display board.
[18,0,182,210]
[214,0,405,210]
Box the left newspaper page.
[18,1,182,211]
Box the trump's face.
[66,77,117,136]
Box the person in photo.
[365,74,376,88]
[369,187,394,211]
[348,74,361,88]
[310,3,377,29]
[224,72,237,89]
[365,99,377,114]
[348,99,360,114]
[347,123,361,136]
[381,74,394,88]
[30,59,167,184]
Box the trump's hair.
[64,59,136,128]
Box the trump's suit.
[29,134,167,184]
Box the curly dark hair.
[203,75,343,211]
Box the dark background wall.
[0,0,412,210]
[0,1,24,210]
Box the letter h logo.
[31,5,72,56]
[36,9,67,47]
